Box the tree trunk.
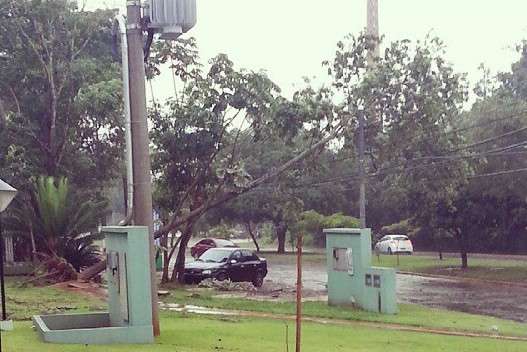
[461,251,468,269]
[276,222,288,254]
[246,222,260,252]
[0,96,6,128]
[78,260,106,281]
[29,226,37,264]
[458,229,468,269]
[171,222,193,283]
[160,234,169,283]
[161,234,182,284]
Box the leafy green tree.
[433,44,527,264]
[0,0,123,197]
[325,34,469,259]
[293,210,359,247]
[148,40,343,280]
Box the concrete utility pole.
[367,0,380,64]
[126,0,160,336]
[358,0,380,229]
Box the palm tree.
[6,176,107,273]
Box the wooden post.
[295,233,303,352]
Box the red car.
[190,238,238,258]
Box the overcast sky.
[86,0,527,102]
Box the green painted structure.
[33,226,154,344]
[324,228,398,314]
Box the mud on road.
[263,262,527,322]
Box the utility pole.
[126,0,160,336]
[358,0,380,229]
[367,0,380,64]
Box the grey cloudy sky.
[87,1,527,101]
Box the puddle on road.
[397,274,527,322]
[268,264,527,322]
[159,303,238,316]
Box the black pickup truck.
[184,247,267,287]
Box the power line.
[246,149,527,196]
[295,140,527,189]
[451,125,527,152]
[468,167,527,179]
[329,107,527,165]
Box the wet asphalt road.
[266,263,527,322]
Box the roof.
[323,228,364,235]
[206,247,253,252]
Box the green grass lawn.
[5,313,527,352]
[8,276,526,339]
[162,287,527,338]
[263,252,527,282]
[372,254,527,281]
[4,277,527,351]
[5,277,104,320]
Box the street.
[265,262,527,322]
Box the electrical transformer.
[147,0,197,40]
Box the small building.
[324,228,397,314]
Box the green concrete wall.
[324,228,398,314]
[33,226,154,344]
[33,313,154,345]
[103,226,154,330]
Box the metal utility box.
[33,226,154,344]
[148,0,197,40]
[324,228,397,314]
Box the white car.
[374,235,413,255]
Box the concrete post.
[126,0,160,336]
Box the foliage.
[5,176,105,272]
[148,38,343,278]
[0,0,123,197]
[423,42,527,264]
[207,223,234,240]
[293,210,360,247]
[380,219,418,237]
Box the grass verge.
[5,313,527,352]
[5,277,104,320]
[162,286,527,338]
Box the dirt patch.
[193,278,325,302]
[52,281,107,300]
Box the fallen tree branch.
[154,124,345,239]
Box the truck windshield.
[198,249,232,263]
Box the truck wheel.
[252,272,264,288]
